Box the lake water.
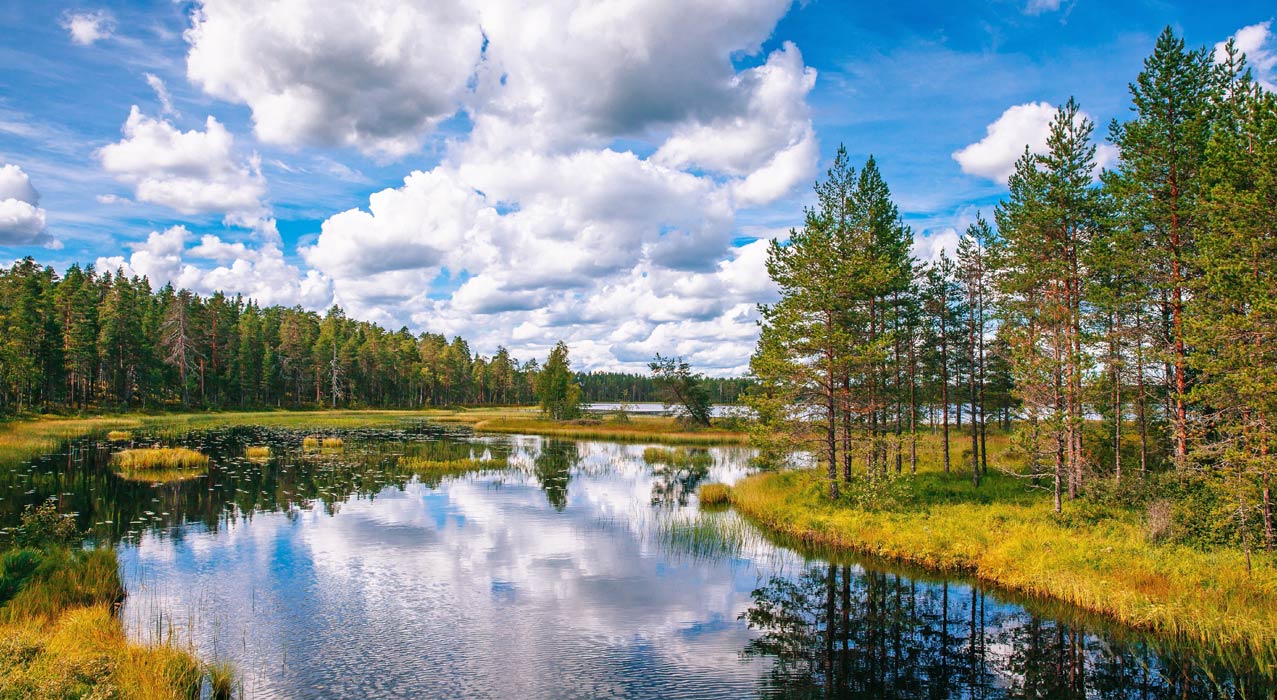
[0,423,1271,699]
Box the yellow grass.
[450,413,748,445]
[107,430,133,441]
[303,436,344,449]
[697,482,731,506]
[111,447,209,471]
[0,548,204,699]
[730,458,1277,664]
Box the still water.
[1,423,1271,699]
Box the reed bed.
[655,511,758,560]
[245,445,271,459]
[398,456,508,475]
[462,414,747,445]
[697,482,731,506]
[111,447,209,471]
[303,436,344,449]
[107,430,133,441]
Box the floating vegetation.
[106,430,133,442]
[642,446,713,469]
[111,447,209,471]
[697,482,731,507]
[398,456,508,476]
[303,436,344,449]
[245,446,271,460]
[111,447,208,483]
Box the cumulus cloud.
[185,0,484,157]
[1215,21,1277,92]
[98,107,268,225]
[97,225,331,309]
[61,10,115,45]
[0,163,51,246]
[953,101,1109,184]
[167,0,816,373]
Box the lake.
[0,422,1270,699]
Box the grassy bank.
[728,434,1277,663]
[0,506,206,698]
[430,409,748,444]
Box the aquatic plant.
[655,511,757,560]
[697,482,731,507]
[303,436,344,449]
[111,447,209,471]
[642,446,713,468]
[208,660,236,700]
[245,445,271,459]
[107,430,133,441]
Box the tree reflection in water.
[532,439,579,511]
[741,564,1269,699]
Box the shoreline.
[728,467,1277,666]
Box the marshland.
[1,411,1274,698]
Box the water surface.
[0,424,1270,699]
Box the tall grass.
[642,446,714,468]
[245,445,271,459]
[697,482,731,506]
[655,511,758,560]
[107,430,133,441]
[303,436,344,449]
[730,451,1277,664]
[111,447,209,471]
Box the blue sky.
[1,1,1273,374]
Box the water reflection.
[0,426,1271,699]
[743,564,1272,699]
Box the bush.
[13,500,78,549]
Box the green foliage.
[13,500,78,549]
[535,341,583,421]
[648,354,713,427]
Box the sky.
[1,1,1274,376]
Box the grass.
[303,436,344,449]
[111,447,209,471]
[0,544,205,699]
[397,455,509,481]
[430,409,748,445]
[642,446,714,468]
[697,482,731,506]
[729,431,1277,665]
[245,445,271,459]
[655,511,759,560]
[107,430,133,441]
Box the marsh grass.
[107,430,133,441]
[303,436,344,449]
[111,447,209,471]
[656,511,758,560]
[452,413,747,445]
[0,544,203,699]
[207,660,236,700]
[245,445,271,459]
[697,482,731,507]
[398,456,509,480]
[731,450,1277,664]
[642,446,714,468]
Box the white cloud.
[184,0,484,157]
[0,163,51,246]
[61,10,115,45]
[145,74,179,117]
[953,101,1109,184]
[1024,0,1062,15]
[1215,21,1277,92]
[97,226,332,309]
[98,107,268,225]
[168,0,816,374]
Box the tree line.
[750,27,1277,548]
[0,262,746,414]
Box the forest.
[749,26,1277,551]
[0,260,747,414]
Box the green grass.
[730,431,1277,664]
[697,482,731,506]
[655,511,759,560]
[433,410,748,445]
[642,446,714,468]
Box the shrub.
[13,500,78,549]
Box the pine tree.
[536,341,582,420]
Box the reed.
[655,511,757,560]
[697,482,731,506]
[111,447,209,471]
[208,660,236,700]
[303,436,344,449]
[245,445,271,459]
[107,430,133,441]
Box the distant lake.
[1,424,1269,699]
[584,402,747,417]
